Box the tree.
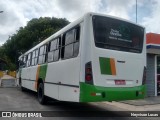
[0,17,69,70]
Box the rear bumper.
[80,82,146,102]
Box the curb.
[104,102,160,111]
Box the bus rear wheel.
[20,79,26,92]
[38,83,46,105]
[21,86,26,91]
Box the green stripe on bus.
[39,64,48,81]
[99,57,112,75]
[80,82,146,102]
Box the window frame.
[26,52,32,67]
[47,36,61,63]
[38,44,47,64]
[31,48,39,66]
[61,25,81,60]
[92,15,144,53]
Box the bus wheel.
[20,79,25,92]
[21,86,26,92]
[38,83,46,105]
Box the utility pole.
[136,0,137,23]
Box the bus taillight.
[85,74,92,81]
[142,66,146,85]
[85,62,93,84]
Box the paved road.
[0,75,16,87]
[0,87,158,120]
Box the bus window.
[48,37,60,62]
[23,55,27,67]
[54,38,60,61]
[61,34,66,59]
[27,53,31,67]
[73,26,80,57]
[64,30,74,59]
[31,49,38,66]
[38,45,47,64]
[51,39,57,51]
[92,15,144,53]
[19,56,25,67]
[35,49,39,65]
[63,26,80,59]
[75,26,80,41]
[65,29,75,45]
[31,51,35,66]
[48,40,56,62]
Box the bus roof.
[20,12,145,58]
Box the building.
[146,33,160,97]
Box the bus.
[17,12,146,104]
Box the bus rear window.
[92,15,144,53]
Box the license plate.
[115,80,126,85]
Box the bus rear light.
[85,75,92,81]
[90,92,101,96]
[91,93,96,96]
[142,67,146,85]
[86,68,92,73]
[85,62,93,84]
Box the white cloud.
[141,0,160,33]
[0,0,103,45]
[103,0,136,19]
[55,0,102,21]
[0,0,158,45]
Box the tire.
[21,86,26,92]
[38,83,46,105]
[20,79,26,92]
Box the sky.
[0,0,160,45]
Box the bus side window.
[75,26,80,41]
[73,26,80,57]
[62,26,80,59]
[58,37,61,60]
[27,53,31,67]
[63,29,74,59]
[44,44,48,63]
[54,37,60,61]
[38,45,47,64]
[31,51,35,66]
[48,40,56,62]
[31,49,38,66]
[23,55,27,67]
[35,49,39,65]
[48,37,60,62]
[25,54,28,67]
[61,34,66,59]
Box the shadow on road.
[19,87,129,118]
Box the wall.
[146,54,156,96]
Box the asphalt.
[1,75,160,111]
[0,87,134,120]
[0,75,16,87]
[120,96,160,106]
[104,96,160,111]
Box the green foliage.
[0,17,69,70]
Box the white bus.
[18,12,146,104]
